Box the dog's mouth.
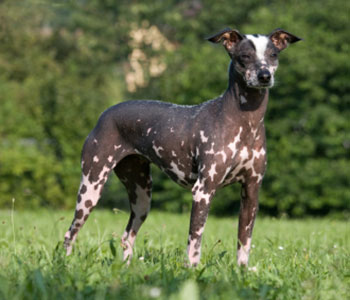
[246,81,274,89]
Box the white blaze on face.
[246,35,269,63]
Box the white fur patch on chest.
[246,35,269,62]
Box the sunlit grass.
[0,209,348,299]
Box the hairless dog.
[64,28,302,267]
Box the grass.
[0,209,349,300]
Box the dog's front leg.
[187,178,216,267]
[237,182,259,267]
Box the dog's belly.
[162,166,197,188]
[147,150,198,188]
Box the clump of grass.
[0,209,348,299]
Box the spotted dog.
[64,28,302,267]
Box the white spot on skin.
[195,226,205,237]
[240,95,247,104]
[192,179,211,205]
[268,65,278,78]
[221,167,231,183]
[200,131,208,143]
[66,166,113,255]
[93,139,98,144]
[208,163,217,181]
[69,162,116,246]
[187,237,201,266]
[187,180,212,266]
[253,148,266,159]
[240,147,249,161]
[169,161,185,181]
[170,127,174,133]
[216,150,227,163]
[187,225,207,265]
[137,119,141,122]
[122,231,134,262]
[114,144,122,151]
[223,145,266,185]
[122,183,151,263]
[205,143,215,155]
[93,156,99,163]
[146,128,152,136]
[181,141,185,147]
[171,150,177,157]
[131,184,151,217]
[249,122,258,138]
[245,217,255,231]
[247,147,266,183]
[237,237,252,266]
[152,141,164,158]
[228,127,242,158]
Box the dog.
[64,28,301,267]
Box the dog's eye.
[270,53,278,58]
[241,54,251,60]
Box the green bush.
[0,0,349,217]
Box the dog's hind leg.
[64,127,126,255]
[114,155,152,264]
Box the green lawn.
[0,209,348,300]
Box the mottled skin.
[64,28,301,267]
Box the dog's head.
[207,28,302,88]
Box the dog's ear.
[207,28,244,55]
[269,28,302,51]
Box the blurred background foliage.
[0,0,349,217]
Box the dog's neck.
[225,62,269,114]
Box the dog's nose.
[257,70,271,84]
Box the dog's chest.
[220,142,266,186]
[150,123,266,188]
